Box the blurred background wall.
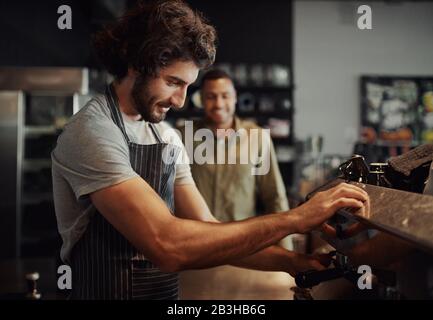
[294,1,433,155]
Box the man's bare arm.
[91,177,367,273]
[174,184,329,275]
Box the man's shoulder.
[70,94,111,122]
[237,118,273,149]
[62,94,116,134]
[238,118,263,131]
[54,94,124,155]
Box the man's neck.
[113,78,142,121]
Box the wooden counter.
[179,265,295,300]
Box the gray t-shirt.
[52,94,193,263]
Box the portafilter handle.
[338,155,370,183]
[295,268,345,289]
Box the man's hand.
[291,183,369,234]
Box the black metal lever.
[295,268,344,288]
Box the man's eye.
[167,81,178,87]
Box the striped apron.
[70,84,181,300]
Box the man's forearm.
[229,245,296,274]
[163,212,300,271]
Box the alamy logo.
[57,5,72,30]
[357,5,372,30]
[57,265,72,290]
[161,121,272,176]
[357,265,373,290]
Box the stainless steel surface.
[0,67,88,94]
[0,91,24,259]
[0,68,90,259]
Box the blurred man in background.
[179,69,289,222]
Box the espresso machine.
[293,147,433,300]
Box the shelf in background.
[357,140,421,148]
[22,192,53,206]
[23,159,52,171]
[24,126,60,136]
[168,110,292,119]
[277,159,295,164]
[188,85,292,93]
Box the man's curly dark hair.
[93,0,217,79]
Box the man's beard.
[131,75,171,123]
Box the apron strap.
[149,123,164,144]
[105,83,162,144]
[105,84,131,144]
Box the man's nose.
[170,87,187,109]
[215,96,225,108]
